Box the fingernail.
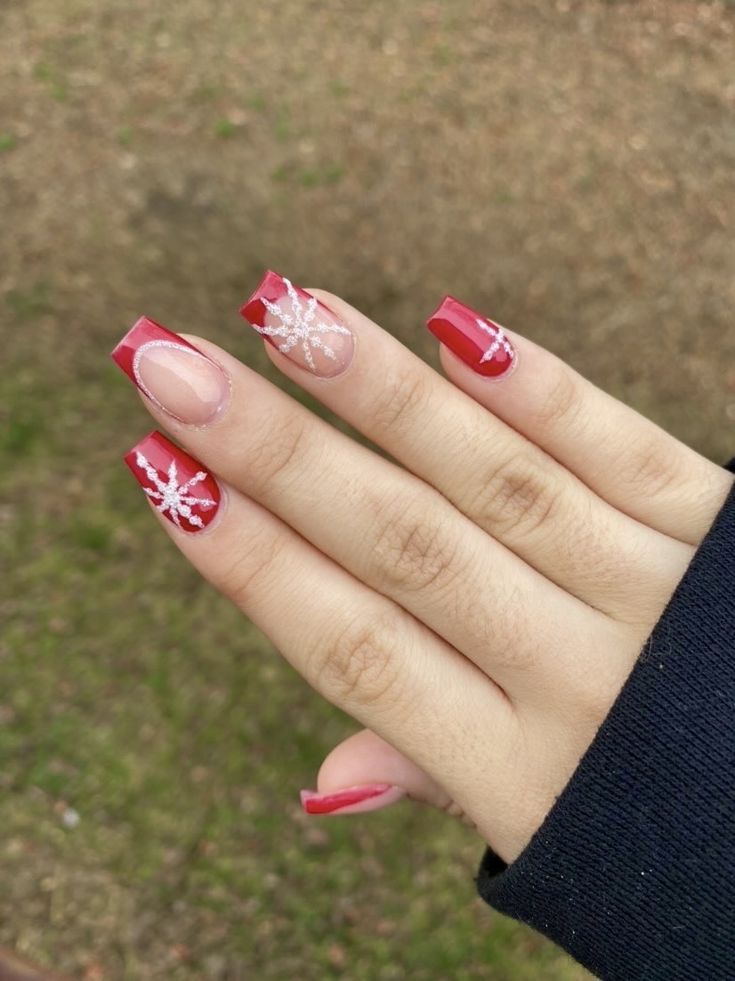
[112,317,229,426]
[240,270,354,378]
[299,783,405,816]
[124,431,221,533]
[426,296,517,379]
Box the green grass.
[33,60,69,101]
[116,126,134,146]
[8,0,731,974]
[213,118,238,139]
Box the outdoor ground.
[1,0,733,977]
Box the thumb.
[300,728,472,824]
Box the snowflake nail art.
[426,296,517,379]
[240,271,354,377]
[124,431,221,533]
[476,319,516,367]
[135,453,216,529]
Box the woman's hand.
[112,273,732,863]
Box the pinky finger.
[302,728,471,822]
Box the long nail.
[112,317,230,426]
[240,271,354,378]
[124,431,221,533]
[426,296,517,379]
[300,783,405,815]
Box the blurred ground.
[1,0,733,977]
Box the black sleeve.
[476,463,735,981]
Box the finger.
[114,319,619,698]
[237,276,691,622]
[123,431,517,853]
[427,296,732,546]
[302,728,473,824]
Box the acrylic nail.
[426,296,517,379]
[299,783,405,816]
[124,431,221,533]
[240,270,354,378]
[112,317,229,426]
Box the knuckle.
[370,494,460,593]
[469,453,558,539]
[462,583,537,672]
[247,412,308,492]
[372,365,431,434]
[534,365,581,429]
[618,434,679,498]
[315,612,405,711]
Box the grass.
[213,118,238,139]
[1,0,733,976]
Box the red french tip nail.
[111,315,193,376]
[426,295,517,379]
[239,270,354,378]
[124,431,220,533]
[239,269,290,328]
[299,784,397,815]
[111,316,228,425]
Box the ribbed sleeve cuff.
[476,466,735,981]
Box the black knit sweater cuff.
[476,465,735,981]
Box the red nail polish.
[112,317,229,425]
[426,296,517,379]
[240,270,353,377]
[124,431,220,533]
[299,783,404,815]
[112,316,201,389]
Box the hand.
[112,273,732,863]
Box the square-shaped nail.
[124,431,220,533]
[112,317,229,426]
[426,296,517,378]
[240,271,354,378]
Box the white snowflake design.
[257,278,351,372]
[476,318,515,365]
[135,452,216,529]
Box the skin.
[124,289,733,864]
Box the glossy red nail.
[426,296,517,379]
[124,431,220,533]
[111,316,229,425]
[299,783,404,815]
[240,270,354,377]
